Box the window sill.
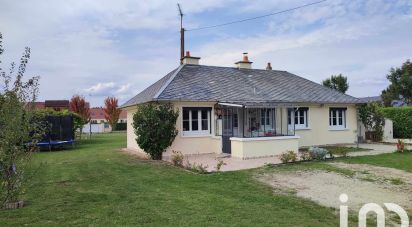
[295,128,311,131]
[328,128,350,131]
[181,133,212,138]
[230,136,300,142]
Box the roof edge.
[153,64,184,100]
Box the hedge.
[381,107,412,139]
[115,122,127,131]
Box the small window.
[182,107,211,136]
[233,113,239,128]
[329,108,346,129]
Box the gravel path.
[257,165,412,212]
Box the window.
[288,108,309,129]
[233,113,238,128]
[329,108,346,129]
[182,107,211,136]
[260,110,270,126]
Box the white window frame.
[182,108,211,136]
[329,108,346,130]
[288,108,309,130]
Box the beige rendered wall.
[125,102,222,156]
[295,104,358,147]
[231,136,299,159]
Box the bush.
[132,103,179,160]
[115,122,127,131]
[396,139,406,153]
[309,147,328,160]
[185,161,208,174]
[280,151,298,163]
[299,151,312,161]
[171,150,184,167]
[215,158,226,172]
[382,107,412,139]
[358,102,385,142]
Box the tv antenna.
[177,3,184,64]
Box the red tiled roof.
[89,107,127,120]
[89,107,106,119]
[45,100,70,108]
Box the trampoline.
[36,115,75,151]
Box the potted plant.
[397,139,405,152]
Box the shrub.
[382,107,412,139]
[171,150,184,167]
[299,151,312,161]
[215,158,226,172]
[0,37,43,208]
[280,151,298,163]
[115,122,127,131]
[132,103,179,160]
[396,139,405,153]
[358,102,385,142]
[185,160,208,174]
[309,147,328,160]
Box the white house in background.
[84,107,128,133]
[121,52,364,159]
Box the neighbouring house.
[89,107,127,124]
[121,52,364,159]
[85,107,127,133]
[32,100,71,111]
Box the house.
[121,52,364,159]
[31,100,71,111]
[89,107,127,124]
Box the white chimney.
[235,52,252,69]
[182,51,200,65]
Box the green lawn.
[1,133,344,226]
[340,151,412,172]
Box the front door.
[222,108,233,154]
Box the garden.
[0,132,411,225]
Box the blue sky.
[1,0,411,106]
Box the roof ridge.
[153,64,185,100]
[192,64,288,73]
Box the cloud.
[83,82,131,96]
[1,0,411,106]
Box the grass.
[1,132,345,226]
[339,151,412,172]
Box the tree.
[322,74,349,93]
[0,33,43,208]
[69,95,90,136]
[381,60,412,107]
[103,97,121,131]
[358,102,385,142]
[132,103,179,160]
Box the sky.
[0,0,411,107]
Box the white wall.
[294,104,358,147]
[125,102,221,156]
[125,102,360,156]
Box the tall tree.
[103,97,121,131]
[381,60,412,107]
[69,95,90,135]
[0,33,43,208]
[322,74,349,93]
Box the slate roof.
[121,64,362,108]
